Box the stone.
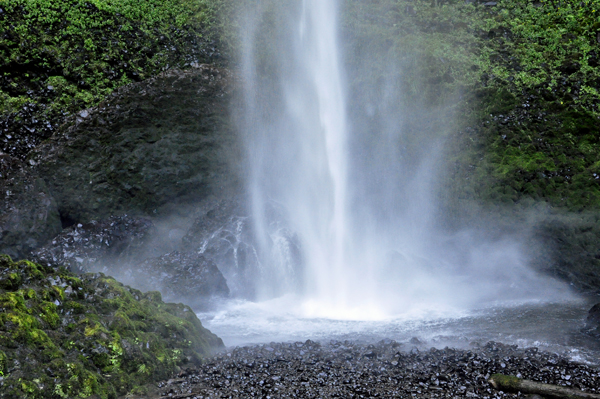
[31,214,155,273]
[127,251,230,311]
[181,198,261,298]
[586,303,600,332]
[181,198,303,299]
[147,340,600,399]
[29,65,242,226]
[0,152,62,259]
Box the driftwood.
[488,374,600,399]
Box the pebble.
[152,340,600,398]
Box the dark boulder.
[31,214,155,273]
[182,198,261,298]
[0,152,61,259]
[181,198,303,299]
[128,251,230,311]
[586,303,600,334]
[29,64,242,226]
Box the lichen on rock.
[0,254,223,399]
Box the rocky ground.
[146,340,600,399]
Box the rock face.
[529,213,600,293]
[180,198,303,299]
[0,255,223,398]
[586,303,600,335]
[28,215,232,311]
[29,64,241,227]
[0,152,62,259]
[129,251,230,311]
[181,199,261,298]
[31,214,155,273]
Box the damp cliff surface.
[0,64,243,260]
[0,255,223,399]
[30,64,241,226]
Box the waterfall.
[237,0,572,320]
[241,0,352,308]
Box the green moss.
[490,373,521,390]
[0,254,223,398]
[0,350,7,376]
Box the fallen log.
[488,374,600,399]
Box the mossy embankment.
[342,0,600,212]
[0,255,223,399]
[0,0,230,159]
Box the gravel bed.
[151,340,600,398]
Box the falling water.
[234,0,574,322]
[240,0,353,310]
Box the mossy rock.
[0,0,229,160]
[0,254,223,398]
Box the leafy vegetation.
[0,255,222,398]
[341,0,600,210]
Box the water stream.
[198,0,598,361]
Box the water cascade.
[232,0,573,323]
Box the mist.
[232,0,574,321]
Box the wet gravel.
[152,340,600,398]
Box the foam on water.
[198,296,600,364]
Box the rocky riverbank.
[145,340,600,399]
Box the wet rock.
[586,303,600,335]
[129,251,229,311]
[0,152,62,259]
[31,214,155,273]
[29,65,242,226]
[182,198,303,299]
[181,199,260,298]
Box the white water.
[199,296,600,364]
[231,0,575,333]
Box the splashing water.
[234,0,573,323]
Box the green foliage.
[342,0,600,210]
[0,254,222,398]
[0,0,227,158]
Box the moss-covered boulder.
[0,255,223,399]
